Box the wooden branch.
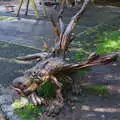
[50,15,60,38]
[58,9,65,40]
[16,52,48,61]
[60,0,91,52]
[61,53,119,72]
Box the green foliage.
[73,50,88,61]
[37,80,56,98]
[72,29,120,62]
[82,85,109,96]
[15,81,56,120]
[97,31,120,54]
[15,104,45,120]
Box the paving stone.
[1,105,14,112]
[5,111,14,119]
[0,95,13,105]
[9,115,22,120]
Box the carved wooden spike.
[50,15,60,38]
[62,53,118,71]
[58,11,65,40]
[16,52,48,61]
[60,0,91,52]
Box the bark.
[60,0,91,52]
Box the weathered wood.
[11,0,120,116]
[16,52,48,61]
[58,9,65,40]
[50,16,60,38]
[12,52,119,96]
[52,0,91,57]
[62,53,118,71]
[60,0,91,52]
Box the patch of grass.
[93,0,120,7]
[0,16,16,21]
[81,85,109,96]
[15,104,45,120]
[72,50,88,61]
[97,31,120,54]
[0,41,40,58]
[15,81,56,120]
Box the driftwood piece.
[11,0,120,115]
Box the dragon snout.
[12,76,33,96]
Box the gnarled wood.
[16,52,48,61]
[53,0,91,57]
[50,15,60,38]
[11,0,120,116]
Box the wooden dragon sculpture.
[11,0,119,115]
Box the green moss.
[73,50,87,61]
[81,85,109,96]
[37,80,56,98]
[15,104,45,120]
[97,31,120,54]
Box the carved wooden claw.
[29,92,46,106]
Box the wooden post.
[16,0,24,16]
[30,0,40,18]
[25,0,30,16]
[16,0,40,18]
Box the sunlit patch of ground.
[0,16,16,21]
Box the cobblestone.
[0,95,13,105]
